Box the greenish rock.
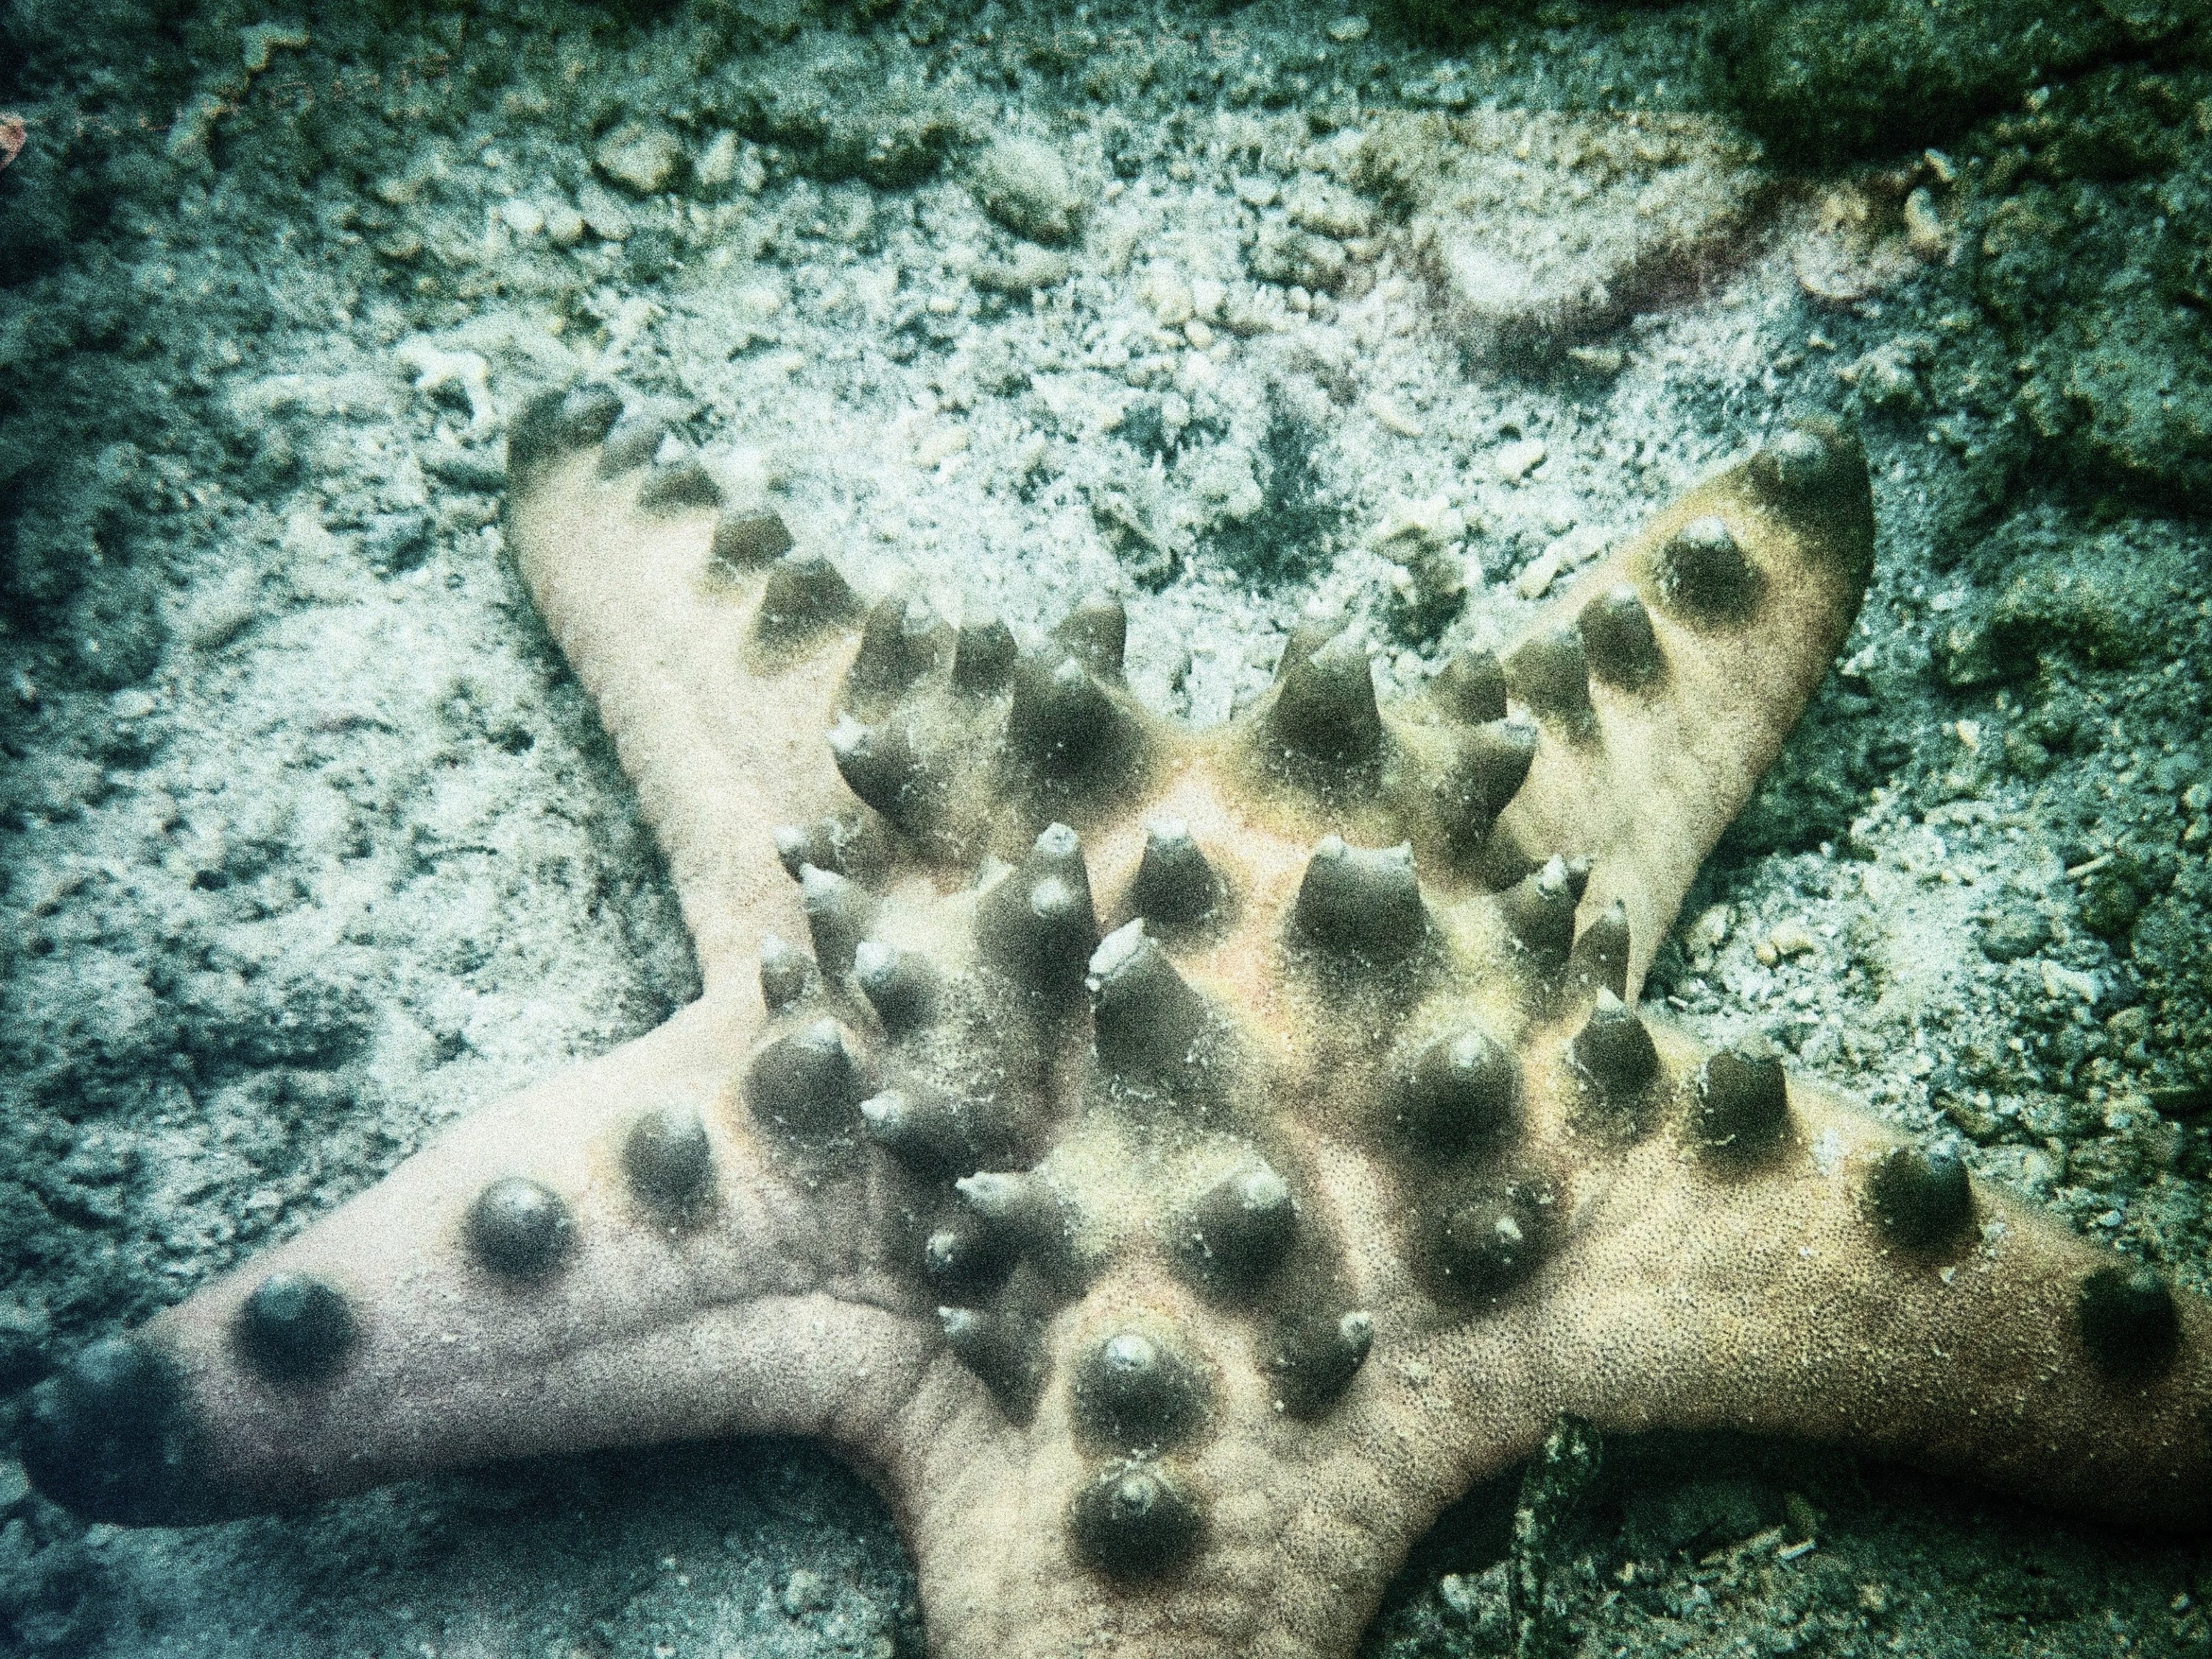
[0,1525,111,1654]
[2023,322,2212,505]
[1975,68,2212,504]
[1933,616,2014,689]
[1721,0,2129,164]
[2096,0,2212,40]
[1988,565,2143,670]
[1979,1143,2063,1200]
[2079,853,2149,941]
[2000,729,2055,779]
[720,48,961,187]
[1950,512,2198,680]
[2065,1130,2156,1192]
[1979,908,2051,964]
[1435,1562,1512,1648]
[1941,1088,2003,1141]
[2028,1094,2104,1140]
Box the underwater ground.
[3,0,2211,1652]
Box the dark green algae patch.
[1719,0,2200,165]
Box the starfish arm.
[883,1304,1481,1659]
[506,425,863,997]
[1426,1029,2212,1529]
[20,995,932,1524]
[866,1136,1587,1659]
[1488,421,1877,995]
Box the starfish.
[23,396,2210,1659]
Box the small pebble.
[396,339,495,431]
[595,121,684,195]
[1685,902,1732,968]
[576,180,633,241]
[1514,528,1606,599]
[1902,187,1952,263]
[544,202,587,247]
[1141,268,1194,327]
[1494,438,1548,481]
[915,425,970,468]
[1515,549,1567,600]
[1286,180,1374,240]
[1365,393,1424,439]
[167,92,226,163]
[2042,961,2099,1004]
[974,244,1069,296]
[694,131,742,192]
[240,21,308,72]
[781,1568,832,1617]
[188,589,260,652]
[1371,494,1462,549]
[1755,919,1816,966]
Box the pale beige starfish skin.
[23,397,2211,1659]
